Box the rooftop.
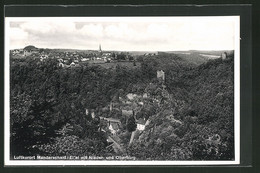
[137,118,146,125]
[100,117,121,124]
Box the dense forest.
[10,52,234,160]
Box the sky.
[6,17,239,51]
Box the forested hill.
[163,50,234,66]
[125,56,234,160]
[10,52,234,160]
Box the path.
[107,135,125,153]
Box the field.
[87,61,141,69]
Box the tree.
[126,116,137,132]
[133,60,136,66]
[129,56,134,61]
[117,52,126,61]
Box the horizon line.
[10,46,234,52]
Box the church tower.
[99,44,102,53]
[98,44,102,57]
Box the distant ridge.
[24,45,38,51]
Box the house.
[82,58,90,62]
[70,62,76,66]
[12,49,20,55]
[91,111,95,119]
[126,93,137,100]
[125,101,132,105]
[85,108,89,116]
[40,55,48,61]
[103,52,111,56]
[103,57,111,63]
[58,62,64,67]
[138,102,144,106]
[105,118,121,124]
[100,117,121,134]
[58,58,64,63]
[157,70,165,81]
[108,122,120,134]
[136,118,146,131]
[122,109,134,117]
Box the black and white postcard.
[4,16,240,166]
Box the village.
[10,45,143,68]
[81,69,186,154]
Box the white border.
[4,16,240,166]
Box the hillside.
[9,50,234,160]
[163,50,234,66]
[126,56,234,160]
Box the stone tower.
[157,70,165,82]
[221,52,227,60]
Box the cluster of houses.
[10,45,138,67]
[82,69,183,150]
[56,44,135,67]
[12,44,139,65]
[11,49,22,55]
[11,45,148,69]
[11,46,38,57]
[10,45,114,66]
[92,70,166,135]
[85,90,154,136]
[11,46,48,61]
[11,46,52,62]
[143,52,158,56]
